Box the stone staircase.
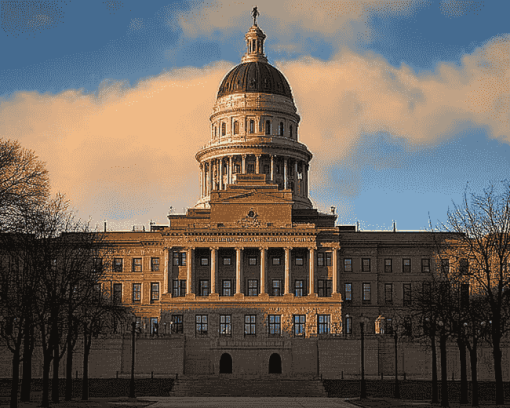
[169,376,328,397]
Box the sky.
[0,0,509,231]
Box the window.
[294,280,304,297]
[318,315,330,334]
[461,283,470,309]
[248,279,258,296]
[272,279,282,296]
[293,315,306,337]
[421,259,430,273]
[345,316,352,334]
[263,164,269,174]
[385,259,392,273]
[459,258,469,274]
[318,280,332,297]
[244,315,256,335]
[222,280,232,296]
[272,257,281,266]
[278,122,284,136]
[220,315,232,336]
[93,258,103,273]
[150,317,158,336]
[345,283,352,301]
[363,283,371,303]
[93,284,101,302]
[132,283,141,303]
[441,259,450,274]
[317,253,324,266]
[422,281,432,301]
[233,120,239,135]
[172,315,183,334]
[325,252,332,266]
[402,259,411,273]
[265,120,271,135]
[344,258,352,272]
[151,282,159,303]
[404,317,412,336]
[221,122,226,136]
[173,252,179,266]
[195,315,208,335]
[199,280,210,296]
[234,164,240,173]
[248,256,257,266]
[362,258,371,272]
[173,252,186,266]
[172,280,186,297]
[135,317,142,331]
[132,258,142,272]
[385,318,393,335]
[295,256,304,266]
[269,315,281,336]
[223,257,231,266]
[200,257,209,266]
[149,257,159,272]
[247,163,254,173]
[385,283,393,304]
[403,283,412,306]
[113,258,123,272]
[113,283,122,304]
[249,119,255,133]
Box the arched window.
[214,126,217,138]
[289,125,293,139]
[221,123,226,136]
[278,122,284,136]
[249,120,255,133]
[265,120,271,135]
[233,121,239,135]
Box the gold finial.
[251,6,259,26]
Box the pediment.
[212,189,293,205]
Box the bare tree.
[435,182,510,405]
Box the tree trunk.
[82,329,90,400]
[458,339,468,404]
[431,333,438,403]
[65,333,73,400]
[469,345,479,407]
[20,321,33,402]
[41,353,51,408]
[493,339,504,405]
[440,334,449,408]
[10,349,20,408]
[51,319,60,403]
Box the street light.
[437,320,449,408]
[393,322,400,399]
[129,316,140,399]
[360,320,367,399]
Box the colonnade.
[163,246,339,297]
[199,154,309,198]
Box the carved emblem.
[237,208,261,227]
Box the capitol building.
[91,19,459,383]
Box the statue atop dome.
[251,6,260,26]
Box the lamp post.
[425,317,438,404]
[393,324,400,399]
[129,318,137,399]
[438,320,449,408]
[360,320,367,399]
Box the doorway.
[219,353,232,374]
[268,353,282,374]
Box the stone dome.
[217,61,293,99]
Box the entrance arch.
[219,353,232,374]
[268,353,282,374]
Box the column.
[209,160,213,194]
[259,247,267,294]
[242,155,246,174]
[284,247,291,295]
[332,248,338,294]
[308,247,315,296]
[255,154,261,174]
[235,247,243,294]
[270,155,274,182]
[163,247,170,294]
[229,156,233,185]
[219,158,223,190]
[186,247,194,295]
[284,158,288,189]
[210,247,217,294]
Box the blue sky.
[0,0,509,231]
